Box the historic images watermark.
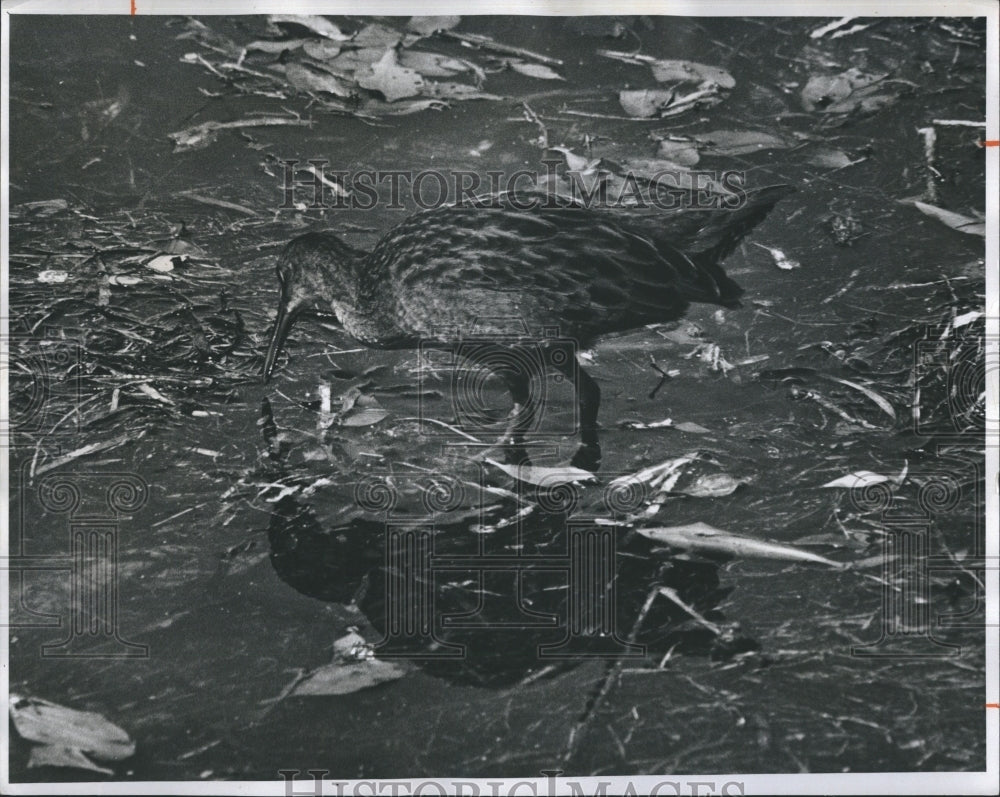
[278,770,748,796]
[277,161,751,212]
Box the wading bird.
[263,186,794,469]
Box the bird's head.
[262,232,358,382]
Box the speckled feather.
[275,186,793,349]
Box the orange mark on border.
[986,703,1000,709]
[981,140,999,147]
[130,0,136,14]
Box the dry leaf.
[407,16,461,35]
[911,201,986,237]
[10,694,135,773]
[821,470,889,489]
[358,49,425,102]
[285,62,352,97]
[649,58,735,89]
[486,459,597,487]
[508,60,564,80]
[267,15,349,41]
[638,522,843,567]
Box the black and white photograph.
[2,1,997,794]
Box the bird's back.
[361,187,791,345]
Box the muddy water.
[7,15,987,780]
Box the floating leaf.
[285,62,352,97]
[16,198,69,216]
[621,417,674,430]
[508,60,563,80]
[37,270,69,283]
[821,470,889,489]
[637,522,843,567]
[422,81,502,102]
[145,254,184,273]
[340,407,390,427]
[267,15,349,41]
[292,632,408,696]
[108,275,142,286]
[358,48,425,102]
[675,473,742,498]
[399,50,472,77]
[548,146,595,172]
[407,16,461,35]
[674,421,711,434]
[753,242,801,270]
[10,694,135,774]
[350,23,404,49]
[649,58,735,89]
[692,129,790,156]
[301,40,342,60]
[911,201,986,237]
[246,38,306,54]
[599,50,734,89]
[655,139,700,166]
[618,89,680,118]
[486,459,597,487]
[807,147,855,169]
[800,68,889,113]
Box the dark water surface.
[7,14,987,781]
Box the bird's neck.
[319,253,405,347]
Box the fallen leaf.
[340,407,390,427]
[145,254,183,273]
[911,201,986,236]
[508,60,564,80]
[108,275,142,286]
[16,198,69,216]
[10,694,135,773]
[28,744,114,774]
[800,68,889,113]
[821,470,889,489]
[637,522,843,567]
[37,270,69,283]
[358,48,425,102]
[655,139,700,166]
[350,23,404,49]
[285,62,353,97]
[674,421,712,434]
[649,58,735,89]
[486,459,597,487]
[302,40,342,60]
[692,129,790,156]
[753,242,801,270]
[422,81,502,101]
[407,16,461,35]
[807,147,855,169]
[399,50,472,77]
[619,89,680,118]
[267,15,349,41]
[246,38,307,54]
[675,473,742,498]
[292,631,409,696]
[621,417,674,430]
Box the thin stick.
[441,31,563,67]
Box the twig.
[916,126,940,203]
[520,102,548,149]
[441,31,563,67]
[562,585,659,765]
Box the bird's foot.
[570,442,602,473]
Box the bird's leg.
[552,356,602,471]
[497,364,535,466]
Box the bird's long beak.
[263,300,298,383]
